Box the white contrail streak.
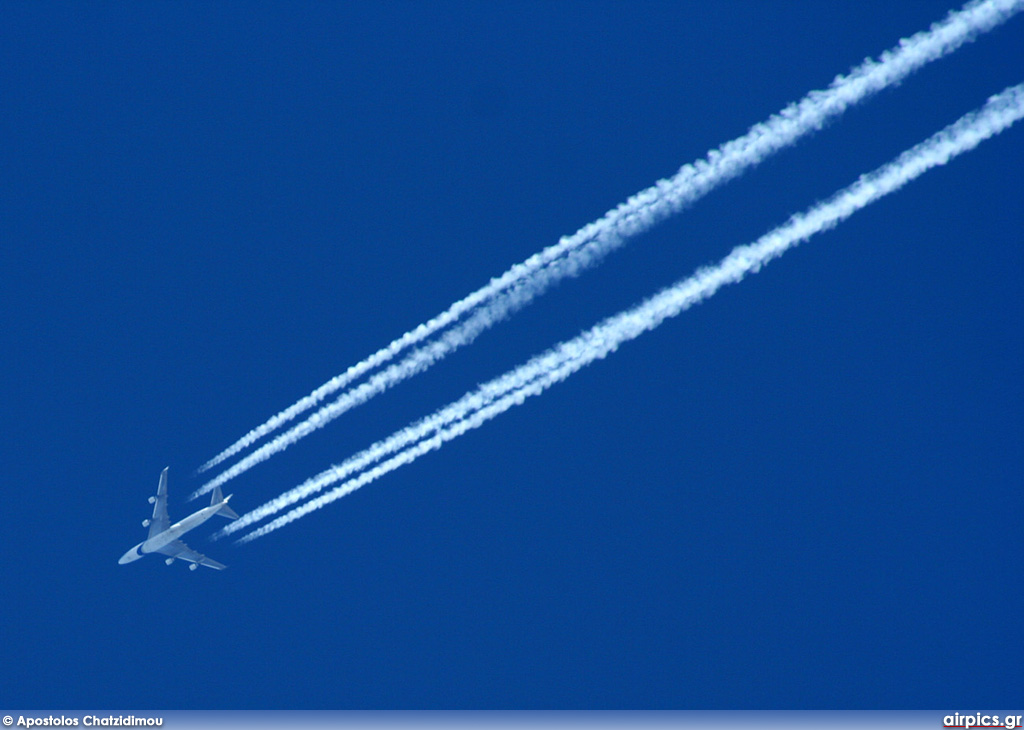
[226,82,1024,544]
[195,0,1023,484]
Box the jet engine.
[142,519,151,527]
[189,563,198,571]
[165,558,175,565]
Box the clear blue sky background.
[2,1,1021,710]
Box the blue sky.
[2,1,1022,710]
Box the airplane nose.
[119,543,144,564]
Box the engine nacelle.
[142,519,151,527]
[189,563,198,571]
[165,558,175,566]
[148,496,156,504]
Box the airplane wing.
[148,466,171,539]
[156,539,227,570]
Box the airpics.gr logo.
[944,713,1024,729]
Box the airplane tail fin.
[211,484,240,520]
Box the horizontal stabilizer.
[211,483,239,519]
[218,500,239,520]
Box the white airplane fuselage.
[121,467,238,570]
[119,498,230,564]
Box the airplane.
[119,466,239,571]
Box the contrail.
[227,82,1024,544]
[216,346,567,537]
[195,0,1023,484]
